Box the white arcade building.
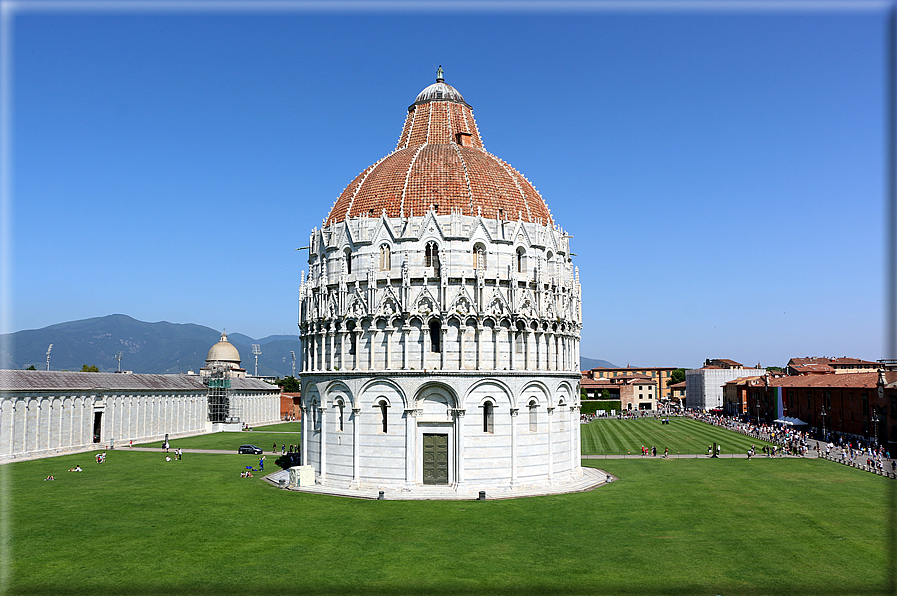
[298,71,587,495]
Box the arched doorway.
[413,385,457,486]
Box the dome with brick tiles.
[325,73,553,227]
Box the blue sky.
[1,1,890,369]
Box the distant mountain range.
[580,357,618,370]
[0,315,300,377]
[1,314,615,377]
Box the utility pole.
[115,351,123,373]
[290,350,296,378]
[46,344,53,371]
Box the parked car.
[238,444,263,455]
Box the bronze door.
[422,433,448,485]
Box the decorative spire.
[436,65,444,83]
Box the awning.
[773,416,808,426]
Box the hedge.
[581,400,622,415]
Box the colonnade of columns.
[302,322,580,373]
[0,392,209,460]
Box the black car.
[238,444,263,455]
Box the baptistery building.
[298,71,584,494]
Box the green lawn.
[581,417,775,455]
[134,425,301,452]
[5,425,893,596]
[249,421,301,433]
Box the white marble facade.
[0,370,281,462]
[299,81,585,493]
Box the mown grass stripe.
[581,417,774,455]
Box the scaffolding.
[205,365,238,423]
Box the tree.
[278,376,301,392]
[25,365,36,370]
[766,366,784,373]
[667,368,687,387]
[601,389,611,401]
[80,365,99,373]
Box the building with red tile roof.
[583,366,679,400]
[786,357,881,376]
[728,371,896,447]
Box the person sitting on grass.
[45,475,54,481]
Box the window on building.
[337,400,345,432]
[483,401,494,433]
[528,400,538,432]
[425,241,440,275]
[379,401,388,433]
[429,320,441,352]
[516,247,525,274]
[473,244,486,270]
[312,400,321,431]
[379,244,391,271]
[344,248,352,274]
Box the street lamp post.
[820,405,827,441]
[872,408,880,447]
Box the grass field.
[5,423,894,596]
[581,417,775,456]
[134,422,301,452]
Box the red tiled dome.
[325,75,552,226]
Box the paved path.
[265,466,611,500]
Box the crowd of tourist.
[688,410,895,473]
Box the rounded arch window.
[528,399,538,432]
[429,319,442,352]
[344,248,353,274]
[483,400,495,433]
[379,244,391,271]
[377,399,389,433]
[516,247,526,274]
[336,399,345,432]
[312,399,321,431]
[473,243,486,270]
[425,241,440,275]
